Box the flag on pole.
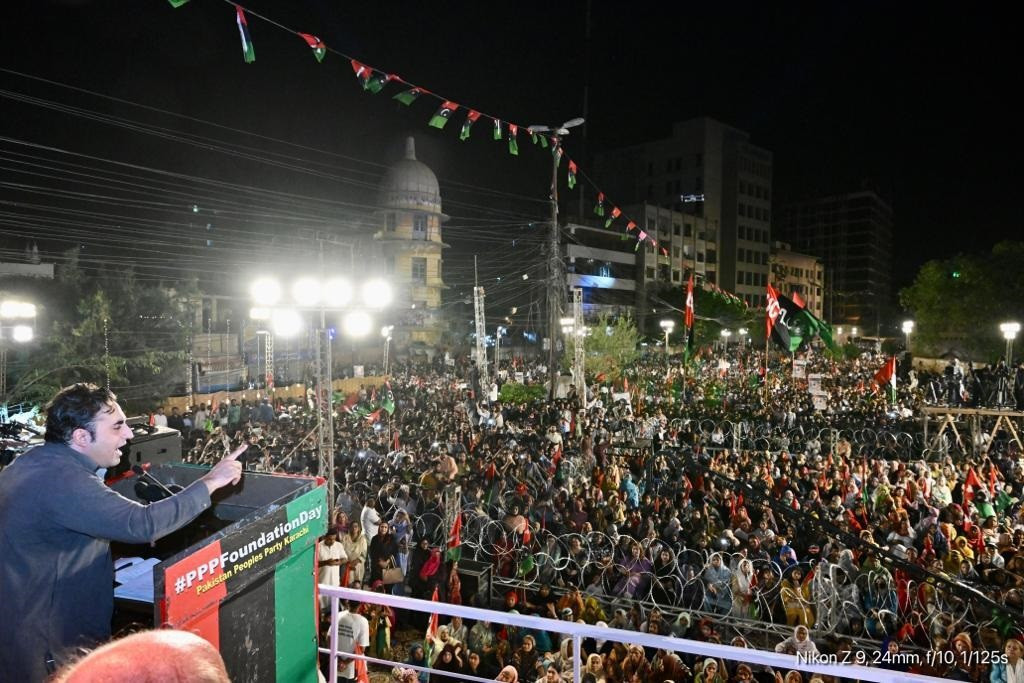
[766,284,782,338]
[685,273,696,362]
[567,160,577,189]
[459,110,481,140]
[381,382,395,415]
[392,87,424,106]
[964,467,984,503]
[685,274,695,330]
[508,123,519,155]
[766,284,834,353]
[873,356,897,403]
[235,7,255,63]
[605,206,621,228]
[424,586,440,664]
[298,33,326,62]
[493,119,503,140]
[446,513,462,562]
[428,101,458,129]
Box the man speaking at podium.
[0,383,246,682]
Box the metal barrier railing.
[319,584,949,683]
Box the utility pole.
[528,117,584,399]
[547,137,564,399]
[572,287,585,400]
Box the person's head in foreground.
[53,629,230,683]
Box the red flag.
[766,284,782,337]
[873,356,897,387]
[298,33,326,62]
[964,467,984,503]
[685,274,695,329]
[626,221,637,231]
[446,514,462,561]
[792,291,806,309]
[988,467,997,495]
[522,522,532,544]
[425,587,440,660]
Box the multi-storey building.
[592,117,773,307]
[769,241,825,319]
[564,222,638,319]
[775,190,893,329]
[374,137,448,346]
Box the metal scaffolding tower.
[264,332,274,389]
[571,287,585,400]
[473,285,489,392]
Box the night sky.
[0,0,1017,293]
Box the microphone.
[132,465,177,500]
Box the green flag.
[381,382,395,415]
[392,87,423,106]
[508,123,519,155]
[493,119,503,140]
[429,101,458,129]
[298,33,326,63]
[167,0,190,7]
[460,110,480,140]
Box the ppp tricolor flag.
[873,356,897,403]
[685,274,695,361]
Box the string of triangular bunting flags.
[167,0,661,250]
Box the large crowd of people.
[173,346,1023,682]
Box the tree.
[646,282,757,348]
[900,242,1024,361]
[583,314,640,383]
[6,263,195,411]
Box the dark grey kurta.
[0,441,212,682]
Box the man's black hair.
[44,383,118,445]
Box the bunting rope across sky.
[165,0,665,252]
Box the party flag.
[493,119,503,140]
[594,192,606,216]
[605,206,621,228]
[392,87,423,106]
[429,101,458,129]
[424,587,439,664]
[567,160,577,189]
[460,110,481,140]
[508,123,519,155]
[446,513,462,562]
[167,0,190,7]
[235,7,255,64]
[298,33,326,62]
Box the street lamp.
[738,327,748,347]
[249,275,390,507]
[1000,322,1020,366]
[660,319,675,360]
[1,299,37,403]
[902,320,914,351]
[720,328,732,352]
